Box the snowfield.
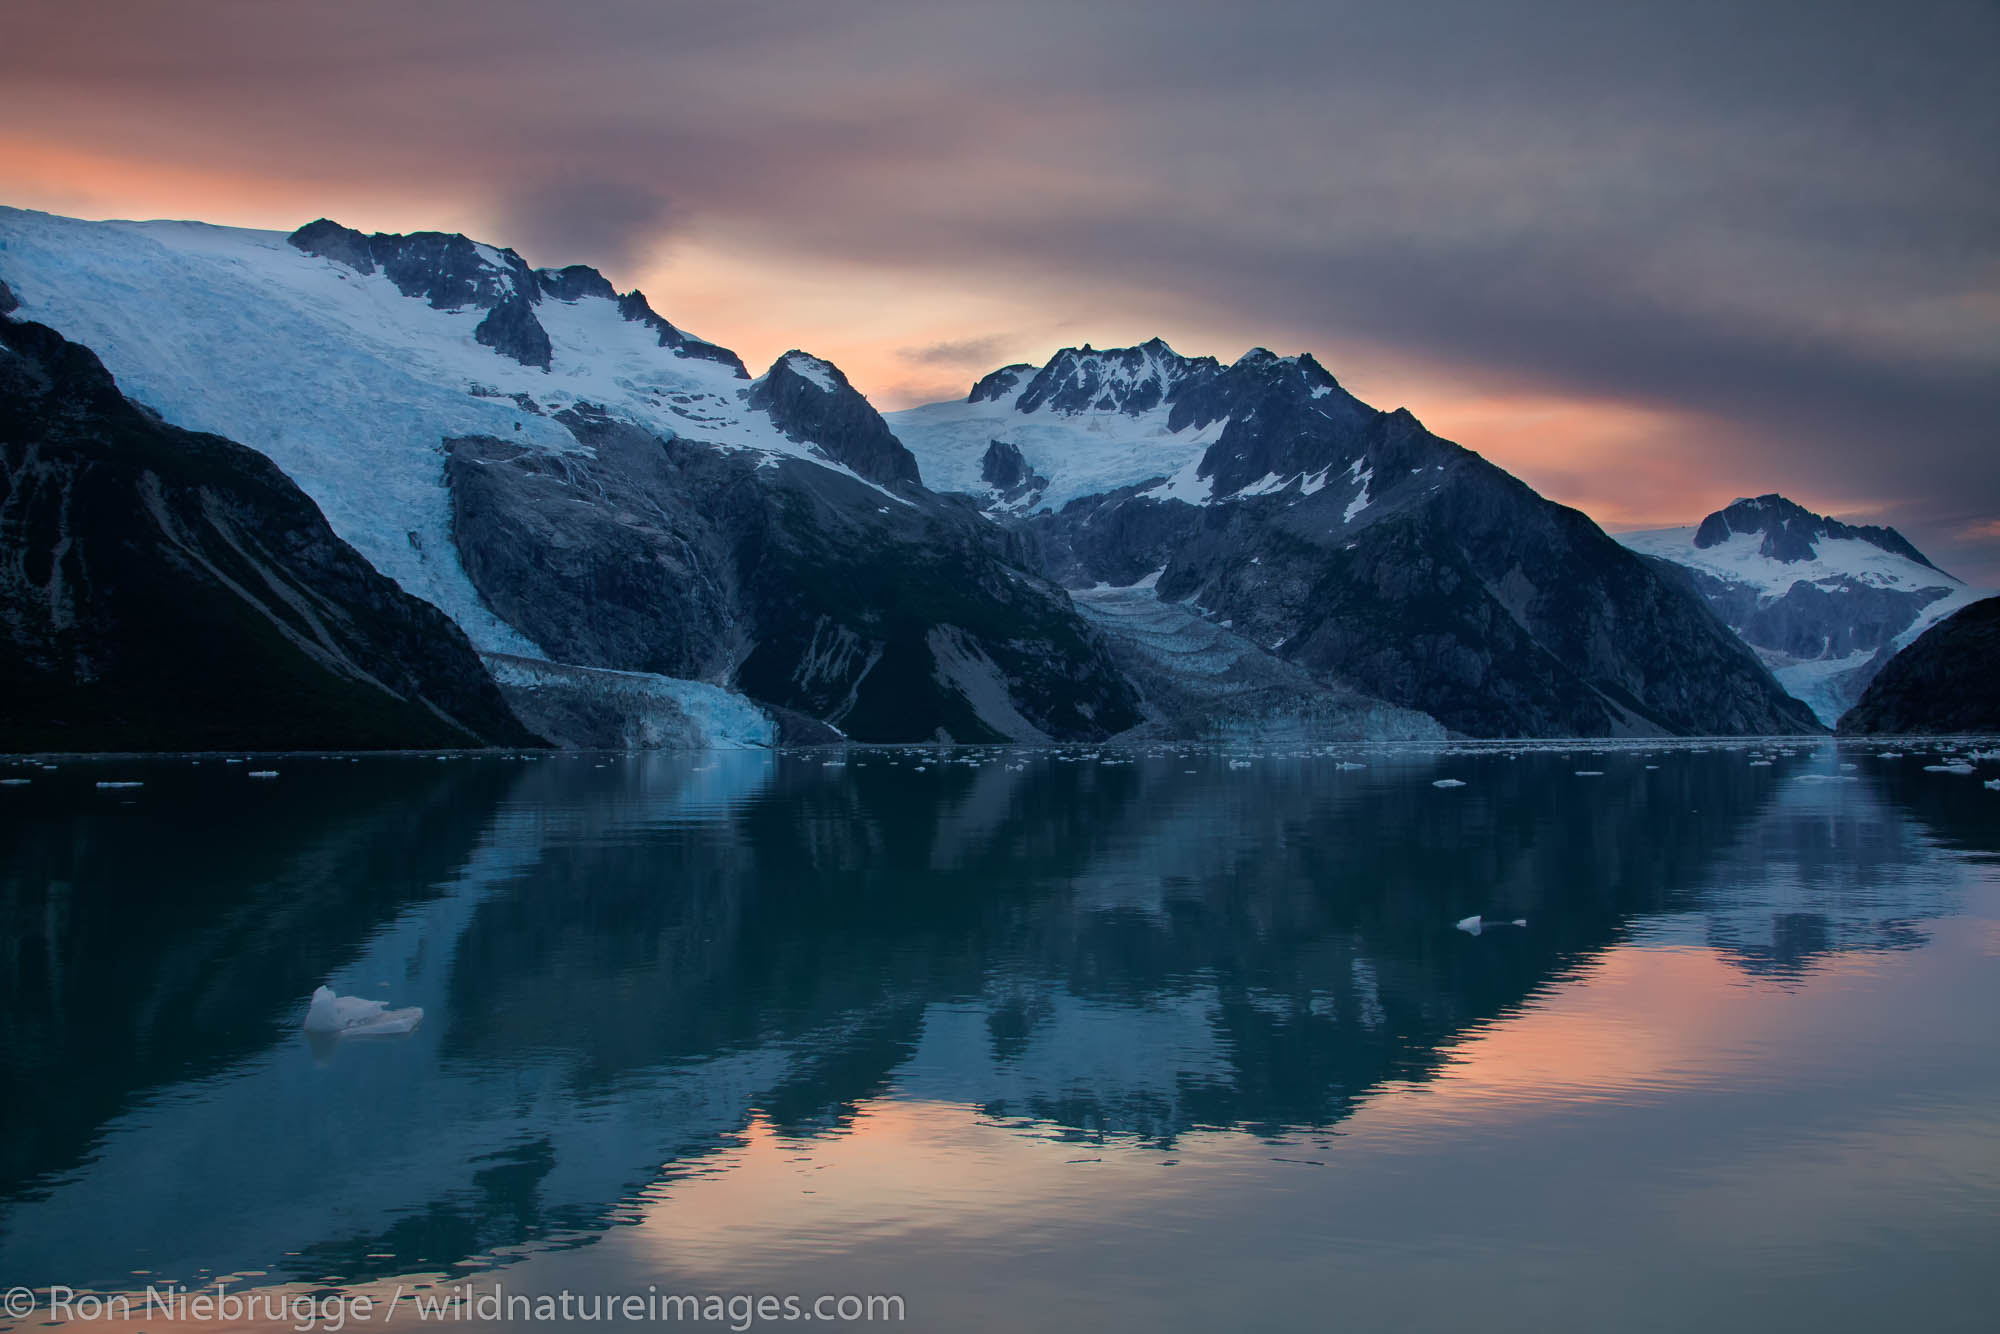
[887,343,1229,512]
[1620,524,1976,609]
[889,388,1227,513]
[0,207,898,659]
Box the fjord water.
[2,743,1996,1332]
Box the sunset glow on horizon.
[4,0,1993,578]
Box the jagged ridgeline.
[0,208,1139,746]
[2,207,1861,745]
[890,341,1822,738]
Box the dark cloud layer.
[5,0,1995,578]
[496,178,679,275]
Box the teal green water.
[1,740,1997,1332]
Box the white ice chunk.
[303,985,424,1037]
[1456,914,1527,935]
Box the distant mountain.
[0,207,1139,744]
[1620,495,1985,726]
[0,310,539,752]
[890,342,1820,738]
[1837,596,2000,735]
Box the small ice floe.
[1749,760,1773,767]
[1229,759,1252,769]
[1574,770,1604,777]
[1796,774,1858,784]
[1923,763,1977,775]
[1877,752,1903,759]
[303,986,423,1037]
[248,770,279,779]
[1985,779,1999,791]
[1456,914,1527,936]
[1334,761,1367,771]
[95,780,144,789]
[1432,778,1466,788]
[1643,764,1660,770]
[0,778,29,787]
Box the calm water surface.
[2,740,1997,1332]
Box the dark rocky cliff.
[0,312,539,752]
[446,412,1140,743]
[1838,597,2000,735]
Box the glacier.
[1620,498,1987,726]
[0,207,908,664]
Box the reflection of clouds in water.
[1,744,1988,1295]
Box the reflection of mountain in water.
[1638,762,1963,974]
[0,759,527,1197]
[0,744,1984,1289]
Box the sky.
[4,0,1997,581]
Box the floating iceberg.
[1432,778,1466,788]
[1456,914,1527,936]
[303,986,424,1037]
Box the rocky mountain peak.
[289,219,747,376]
[289,220,532,311]
[980,438,1048,507]
[967,363,1036,403]
[1692,493,1940,570]
[1012,339,1218,417]
[747,350,922,488]
[536,264,618,302]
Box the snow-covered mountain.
[1619,496,1986,726]
[887,338,1232,512]
[0,207,1138,744]
[893,343,1821,738]
[4,206,1879,745]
